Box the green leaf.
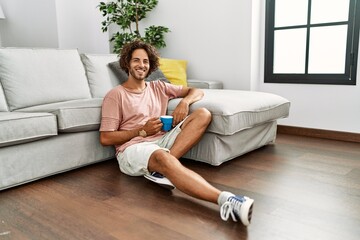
[97,0,170,51]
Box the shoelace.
[220,196,243,222]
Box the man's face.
[128,49,150,81]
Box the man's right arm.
[100,128,142,146]
[99,117,163,146]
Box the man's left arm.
[172,87,204,125]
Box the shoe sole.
[144,174,176,190]
[240,198,254,226]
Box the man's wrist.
[180,99,190,106]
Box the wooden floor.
[0,133,360,240]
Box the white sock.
[217,191,235,206]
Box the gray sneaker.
[144,172,175,190]
[220,195,254,226]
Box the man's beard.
[129,68,148,81]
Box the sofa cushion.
[17,98,103,132]
[167,89,290,135]
[0,82,9,111]
[159,58,188,86]
[0,48,91,111]
[0,112,57,147]
[81,54,122,98]
[187,79,224,89]
[146,69,170,83]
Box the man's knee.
[148,149,177,173]
[193,108,212,125]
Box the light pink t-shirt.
[100,80,183,154]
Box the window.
[265,0,360,85]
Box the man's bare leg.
[147,108,254,225]
[148,108,221,203]
[148,149,221,203]
[148,151,254,226]
[169,107,212,159]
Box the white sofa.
[0,48,290,191]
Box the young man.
[99,40,254,226]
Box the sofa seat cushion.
[0,48,91,111]
[0,112,57,147]
[168,89,290,135]
[17,98,103,132]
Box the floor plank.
[0,133,359,240]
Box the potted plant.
[98,0,170,53]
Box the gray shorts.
[116,118,186,176]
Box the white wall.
[0,0,59,48]
[55,0,109,53]
[0,0,358,133]
[0,0,110,53]
[144,0,360,133]
[142,0,253,90]
[256,1,360,133]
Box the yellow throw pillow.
[159,58,188,86]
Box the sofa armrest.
[187,79,223,89]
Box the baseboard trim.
[277,125,360,143]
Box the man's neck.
[122,77,147,92]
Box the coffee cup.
[160,115,173,131]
